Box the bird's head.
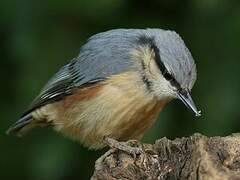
[133,29,201,116]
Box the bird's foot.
[95,148,116,170]
[104,137,143,159]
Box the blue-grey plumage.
[7,28,200,148]
[25,29,196,113]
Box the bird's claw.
[104,137,143,159]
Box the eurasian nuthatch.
[7,29,201,150]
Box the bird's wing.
[22,59,80,116]
[22,29,140,116]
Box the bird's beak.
[177,89,201,117]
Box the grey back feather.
[23,29,196,116]
[23,29,139,115]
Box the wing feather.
[22,59,80,116]
[22,29,141,116]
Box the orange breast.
[46,71,170,149]
[116,100,168,141]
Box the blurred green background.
[1,0,240,179]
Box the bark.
[91,133,240,180]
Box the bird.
[7,28,201,153]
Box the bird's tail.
[6,113,34,136]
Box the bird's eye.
[164,71,173,81]
[163,71,181,89]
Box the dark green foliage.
[1,0,240,179]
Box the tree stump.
[91,133,240,180]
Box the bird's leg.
[95,148,116,170]
[103,137,143,158]
[95,138,142,168]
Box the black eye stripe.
[137,35,181,89]
[164,71,173,81]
